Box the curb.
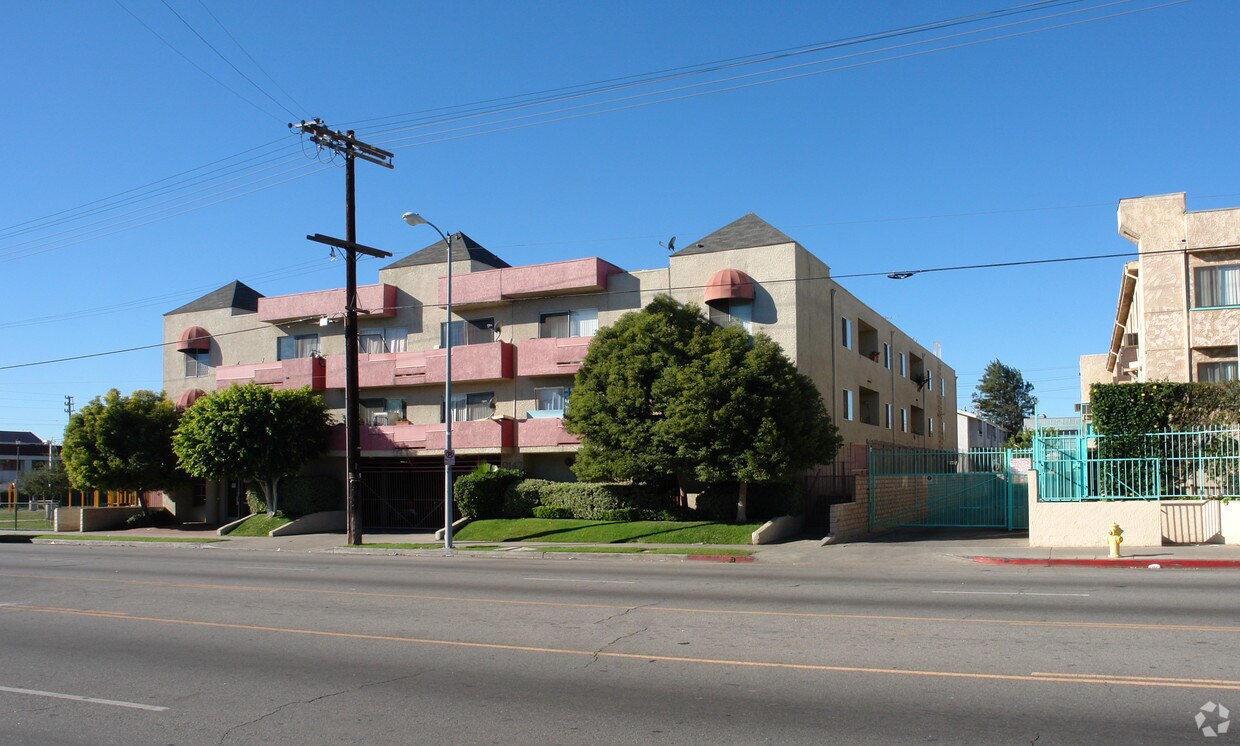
[972,556,1240,569]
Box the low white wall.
[54,507,81,532]
[1222,501,1240,545]
[269,510,346,537]
[752,515,803,545]
[1162,500,1223,544]
[1027,470,1162,547]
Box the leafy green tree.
[16,464,71,502]
[566,297,841,520]
[61,389,183,512]
[173,384,332,515]
[565,295,714,483]
[971,359,1037,437]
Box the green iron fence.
[868,445,1029,531]
[1034,427,1240,501]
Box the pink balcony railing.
[257,283,397,323]
[516,336,591,377]
[329,419,514,453]
[215,356,326,391]
[517,417,581,448]
[439,257,621,308]
[324,342,514,389]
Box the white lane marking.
[233,565,317,571]
[0,685,168,712]
[933,590,1090,597]
[522,577,636,584]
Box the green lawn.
[3,509,55,531]
[227,514,292,537]
[536,545,753,556]
[360,542,502,550]
[454,518,759,545]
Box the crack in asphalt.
[216,671,429,744]
[593,602,656,625]
[586,625,650,669]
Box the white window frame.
[883,343,891,369]
[842,389,854,421]
[884,403,893,429]
[900,408,908,432]
[841,318,852,350]
[184,350,209,377]
[533,385,571,415]
[1194,264,1240,308]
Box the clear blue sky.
[3,0,1238,442]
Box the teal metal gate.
[868,446,1029,531]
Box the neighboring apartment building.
[1081,192,1240,401]
[1,431,57,490]
[956,410,1008,451]
[163,213,957,525]
[1022,416,1082,438]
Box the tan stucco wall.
[1078,354,1111,403]
[1028,471,1161,546]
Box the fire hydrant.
[1106,522,1124,558]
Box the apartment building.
[956,410,1009,451]
[1081,192,1240,400]
[1,431,57,490]
[163,213,956,524]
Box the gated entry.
[358,457,479,531]
[867,446,1029,531]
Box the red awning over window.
[177,326,211,352]
[703,268,755,304]
[175,388,206,411]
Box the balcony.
[325,341,513,389]
[440,257,621,309]
[330,419,514,453]
[516,336,591,377]
[215,356,326,391]
[257,283,397,323]
[517,417,582,449]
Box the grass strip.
[535,546,753,556]
[227,514,292,537]
[454,518,758,545]
[34,534,224,543]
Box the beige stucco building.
[1081,193,1240,402]
[163,214,956,525]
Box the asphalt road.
[1,542,1237,744]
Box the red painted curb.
[972,556,1240,569]
[686,554,755,563]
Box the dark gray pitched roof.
[165,281,263,316]
[382,232,510,271]
[0,431,43,445]
[673,213,797,256]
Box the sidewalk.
[6,526,1240,568]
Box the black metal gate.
[358,458,480,530]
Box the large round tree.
[173,383,333,515]
[565,297,841,519]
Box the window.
[940,376,945,396]
[533,386,571,416]
[443,392,494,422]
[1194,265,1240,308]
[929,416,934,435]
[184,350,209,377]
[1198,361,1238,382]
[192,481,207,507]
[842,389,854,421]
[841,318,852,349]
[926,370,933,392]
[441,318,494,347]
[884,403,893,429]
[540,309,599,338]
[883,343,891,369]
[361,397,406,425]
[707,300,752,332]
[359,327,408,354]
[899,353,906,377]
[277,334,319,361]
[900,408,908,433]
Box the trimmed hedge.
[454,468,525,519]
[246,475,342,517]
[1091,381,1240,434]
[503,479,671,520]
[531,506,573,519]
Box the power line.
[112,0,285,123]
[158,0,300,119]
[194,0,309,115]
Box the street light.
[402,212,456,551]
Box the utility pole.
[64,395,74,419]
[291,119,393,546]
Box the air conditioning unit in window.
[1123,333,1139,347]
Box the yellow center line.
[5,604,1239,693]
[1,571,1237,634]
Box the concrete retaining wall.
[752,514,802,545]
[1223,501,1240,545]
[269,510,346,536]
[54,507,146,532]
[1027,470,1161,547]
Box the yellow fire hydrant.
[1106,522,1124,558]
